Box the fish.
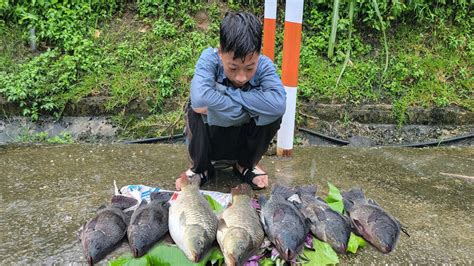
[79,195,138,265]
[217,184,264,266]
[168,174,218,262]
[294,185,352,253]
[259,184,309,261]
[127,191,173,257]
[341,187,406,253]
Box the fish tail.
[110,195,138,210]
[231,183,253,197]
[178,171,202,189]
[296,185,317,196]
[150,191,174,203]
[341,188,366,202]
[341,188,366,212]
[271,184,296,199]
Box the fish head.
[326,238,347,254]
[81,230,108,264]
[128,228,149,258]
[184,224,211,262]
[369,226,399,253]
[222,228,252,265]
[273,233,298,261]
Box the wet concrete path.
[0,144,472,264]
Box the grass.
[1,2,472,136]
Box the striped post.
[277,0,304,157]
[263,0,277,61]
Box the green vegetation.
[1,0,472,137]
[16,131,73,144]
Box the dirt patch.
[296,120,473,146]
[195,11,210,31]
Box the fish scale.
[169,177,218,262]
[217,184,264,266]
[341,188,403,253]
[295,186,352,254]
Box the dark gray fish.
[259,184,309,261]
[294,185,351,253]
[127,191,173,257]
[342,188,404,253]
[79,195,138,265]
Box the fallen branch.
[440,172,474,180]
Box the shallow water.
[0,144,472,264]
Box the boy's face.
[219,50,259,88]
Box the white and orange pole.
[263,0,277,61]
[277,0,304,157]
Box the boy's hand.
[192,107,208,114]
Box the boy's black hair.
[220,12,262,60]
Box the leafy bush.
[0,0,472,128]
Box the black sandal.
[185,166,215,187]
[233,165,267,190]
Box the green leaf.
[260,257,275,266]
[204,194,224,213]
[303,237,339,266]
[325,182,344,214]
[346,233,367,253]
[109,243,224,266]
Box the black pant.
[184,103,282,174]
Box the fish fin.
[261,214,267,228]
[353,219,365,235]
[86,216,99,230]
[291,197,303,209]
[97,204,107,212]
[272,208,286,223]
[296,185,317,196]
[368,198,380,207]
[258,194,267,207]
[179,212,186,227]
[271,184,296,199]
[218,218,227,230]
[367,210,379,223]
[231,183,252,198]
[315,208,327,222]
[111,195,138,210]
[150,191,173,202]
[342,213,353,226]
[400,224,410,237]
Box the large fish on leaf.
[342,187,408,253]
[79,195,138,265]
[259,184,309,261]
[217,184,264,266]
[127,191,173,257]
[294,185,351,253]
[169,174,218,262]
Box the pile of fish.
[78,178,408,265]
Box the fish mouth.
[86,255,93,266]
[190,251,200,262]
[381,245,393,253]
[132,247,141,257]
[225,253,236,266]
[335,243,347,253]
[279,248,295,261]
